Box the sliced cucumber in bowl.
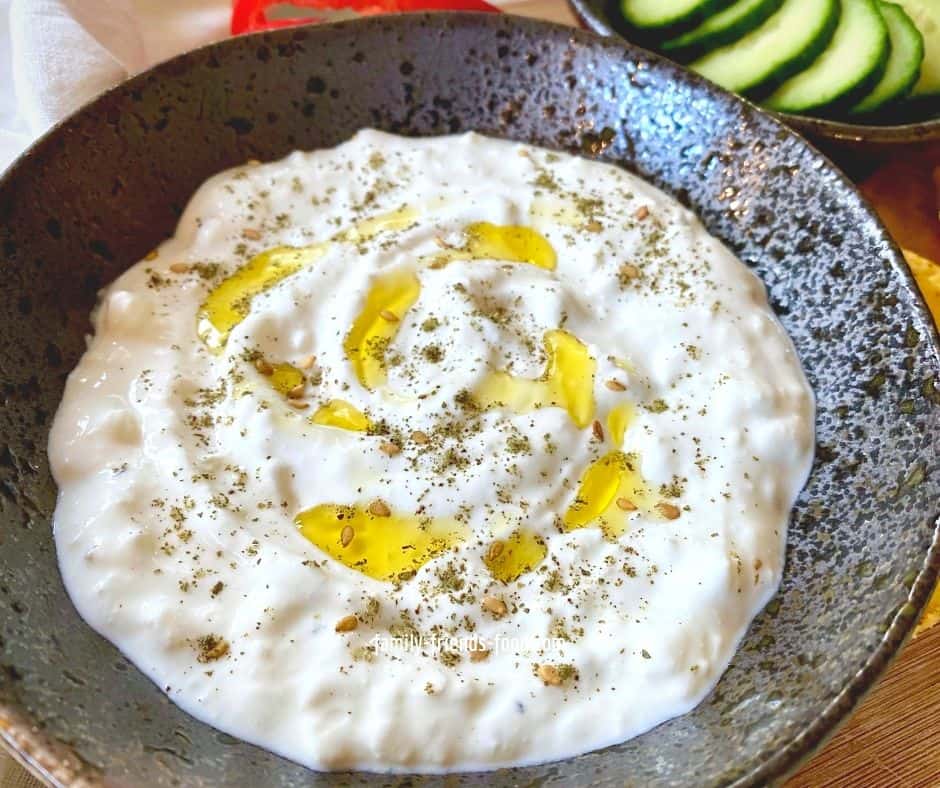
[619,0,735,35]
[660,0,786,62]
[852,2,924,114]
[610,0,940,122]
[895,0,940,96]
[690,0,840,95]
[764,0,889,113]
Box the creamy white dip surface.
[49,130,814,772]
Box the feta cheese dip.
[49,130,814,772]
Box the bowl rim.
[0,10,939,787]
[565,0,940,143]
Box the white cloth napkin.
[0,0,231,172]
[0,0,532,174]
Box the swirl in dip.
[49,131,814,772]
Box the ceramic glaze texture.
[0,13,937,788]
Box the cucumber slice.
[691,0,840,95]
[852,3,924,114]
[894,0,940,95]
[620,0,734,33]
[661,0,786,62]
[765,0,889,113]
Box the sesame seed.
[246,159,261,166]
[656,502,681,520]
[379,441,401,456]
[537,664,562,686]
[616,497,637,512]
[254,359,274,376]
[144,249,159,261]
[287,400,309,410]
[242,228,262,240]
[592,420,604,441]
[368,500,391,518]
[486,541,504,562]
[335,615,358,633]
[286,383,306,399]
[481,596,508,618]
[379,309,399,322]
[340,525,354,547]
[169,262,189,274]
[298,354,316,369]
[605,379,626,391]
[411,430,430,445]
[619,263,641,281]
[635,205,650,221]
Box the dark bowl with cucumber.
[568,0,940,149]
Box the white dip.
[49,130,814,772]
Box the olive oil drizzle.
[192,209,674,583]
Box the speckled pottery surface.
[0,12,937,788]
[566,0,940,151]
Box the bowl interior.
[0,12,938,787]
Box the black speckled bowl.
[567,0,940,154]
[0,12,937,788]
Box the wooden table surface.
[509,1,940,785]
